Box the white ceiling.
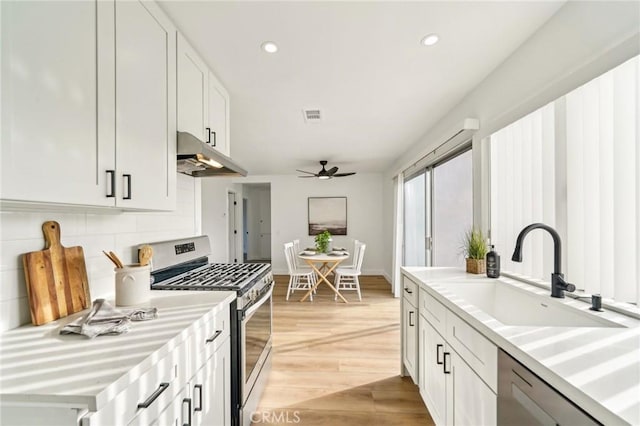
[159,1,565,176]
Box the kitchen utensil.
[103,250,121,268]
[109,251,125,269]
[22,221,91,325]
[138,245,153,266]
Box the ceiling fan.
[297,160,356,179]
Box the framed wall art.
[308,197,347,235]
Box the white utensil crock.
[115,264,151,306]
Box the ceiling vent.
[303,108,322,123]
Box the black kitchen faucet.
[511,223,576,298]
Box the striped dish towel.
[60,299,157,339]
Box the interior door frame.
[227,190,238,263]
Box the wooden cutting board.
[22,221,91,325]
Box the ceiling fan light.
[318,175,330,180]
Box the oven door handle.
[243,281,274,319]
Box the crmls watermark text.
[251,410,301,424]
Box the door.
[243,198,249,262]
[1,0,115,206]
[258,188,272,260]
[228,192,237,263]
[115,0,176,210]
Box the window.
[433,149,473,266]
[404,172,427,266]
[490,55,639,306]
[403,148,472,267]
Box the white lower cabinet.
[0,294,234,426]
[409,281,497,426]
[148,387,190,426]
[419,315,447,425]
[419,316,496,426]
[189,337,231,426]
[402,291,418,382]
[84,341,189,426]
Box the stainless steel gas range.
[145,236,273,426]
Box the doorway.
[227,191,238,263]
[241,183,272,263]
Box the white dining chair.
[284,242,316,301]
[334,242,366,301]
[339,239,360,269]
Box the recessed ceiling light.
[261,41,278,53]
[421,34,439,46]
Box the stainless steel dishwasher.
[497,349,601,425]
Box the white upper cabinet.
[0,0,115,206]
[177,34,231,157]
[1,0,176,211]
[207,71,230,156]
[115,0,176,210]
[177,33,208,142]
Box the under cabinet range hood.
[177,131,248,177]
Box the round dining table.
[297,252,350,303]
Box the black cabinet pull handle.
[194,384,203,412]
[206,329,223,344]
[206,127,211,144]
[404,287,412,294]
[436,344,443,365]
[182,397,192,426]
[212,131,216,147]
[443,352,451,374]
[106,170,115,198]
[123,174,132,200]
[409,311,414,327]
[137,382,169,408]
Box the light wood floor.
[251,275,433,426]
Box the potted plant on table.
[462,228,488,274]
[314,230,332,253]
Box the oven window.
[245,298,271,381]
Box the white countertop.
[0,291,235,411]
[402,267,640,426]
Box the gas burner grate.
[152,262,270,292]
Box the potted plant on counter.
[314,230,332,253]
[462,228,488,274]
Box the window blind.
[490,55,639,307]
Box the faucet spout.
[511,223,574,298]
[511,223,561,274]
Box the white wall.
[390,1,640,179]
[382,1,640,275]
[226,174,386,276]
[0,175,202,332]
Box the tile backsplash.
[0,175,201,332]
